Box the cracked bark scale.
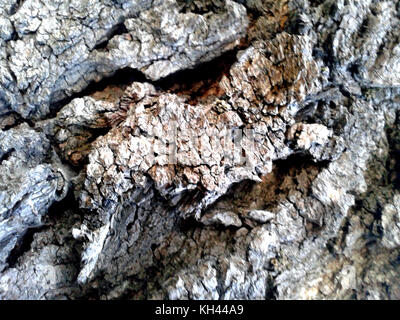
[0,0,399,300]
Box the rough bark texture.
[0,0,400,300]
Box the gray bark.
[0,0,400,300]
